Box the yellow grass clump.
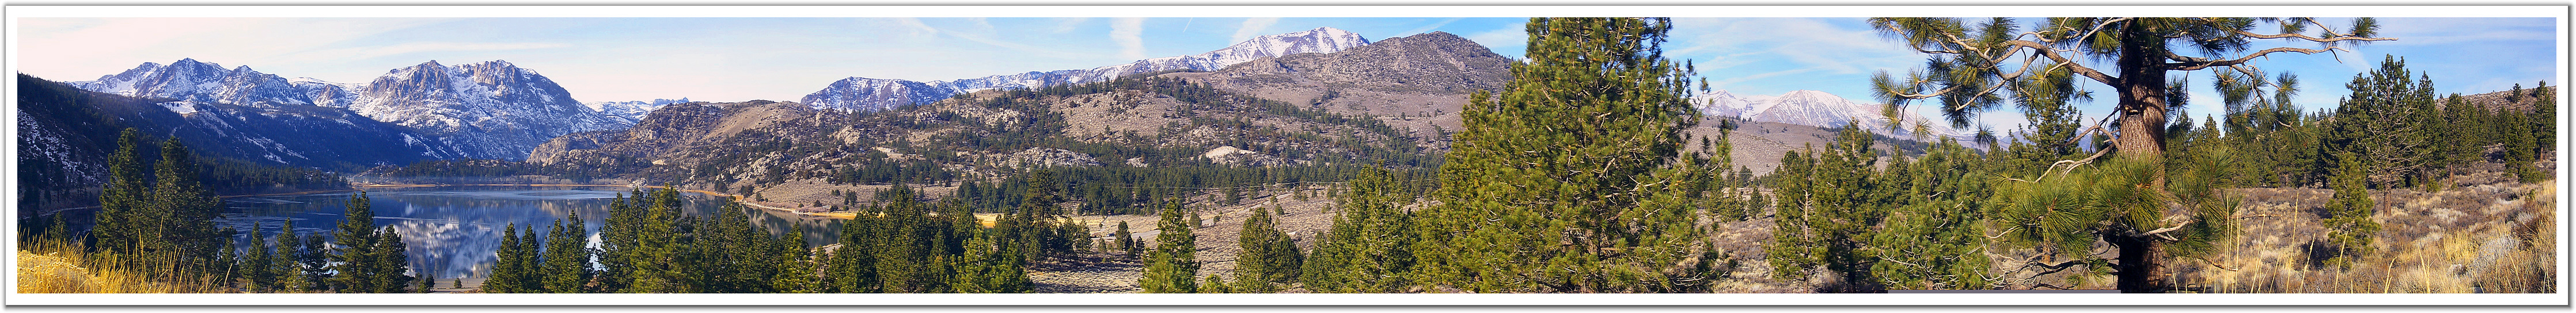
[16,248,187,293]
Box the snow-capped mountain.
[348,60,630,161]
[1699,89,1974,140]
[586,98,692,124]
[800,26,1373,112]
[26,73,466,173]
[73,59,633,161]
[73,58,353,108]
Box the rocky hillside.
[1160,31,1510,150]
[72,58,348,109]
[18,74,457,210]
[525,77,1429,199]
[2450,86,2556,113]
[799,27,1374,112]
[72,59,634,161]
[1698,89,1975,142]
[347,60,632,161]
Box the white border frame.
[5,5,2566,306]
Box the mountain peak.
[1712,90,1971,141]
[1196,27,1371,66]
[802,27,1378,112]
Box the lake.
[216,186,844,281]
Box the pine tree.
[1138,200,1198,293]
[1113,221,1139,258]
[773,230,822,293]
[1231,204,1300,292]
[274,223,310,292]
[296,230,330,291]
[2323,152,2380,268]
[93,129,148,267]
[1301,166,1414,293]
[152,139,229,278]
[1867,139,1994,290]
[2328,56,2440,188]
[1766,126,1888,292]
[875,186,941,293]
[624,188,685,293]
[246,222,279,292]
[373,227,415,293]
[951,231,1025,293]
[1872,18,2391,292]
[329,192,381,292]
[1199,274,1233,293]
[541,213,589,293]
[488,223,526,293]
[1415,17,1714,293]
[827,209,881,293]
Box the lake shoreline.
[349,184,855,220]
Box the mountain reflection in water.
[214,186,843,281]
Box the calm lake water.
[215,186,843,281]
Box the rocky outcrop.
[73,59,635,161]
[1004,147,1102,168]
[351,60,631,161]
[798,27,1373,112]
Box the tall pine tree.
[1138,200,1199,293]
[1416,17,1716,293]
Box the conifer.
[2324,152,2381,268]
[1414,17,1713,293]
[1232,204,1300,292]
[1138,200,1198,293]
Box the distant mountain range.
[70,59,632,161]
[799,27,1374,112]
[1697,89,1977,141]
[586,98,693,124]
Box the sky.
[14,17,2558,132]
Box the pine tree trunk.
[2111,235,2172,293]
[2112,30,2169,163]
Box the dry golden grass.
[16,246,188,293]
[2188,174,2556,293]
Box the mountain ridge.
[71,59,634,161]
[798,27,1373,112]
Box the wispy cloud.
[1398,17,1466,36]
[15,17,458,80]
[1707,67,1820,91]
[1111,17,1147,59]
[1231,17,1280,43]
[1670,18,1918,75]
[1464,25,1528,59]
[1052,17,1090,33]
[290,42,571,62]
[893,17,939,37]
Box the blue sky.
[16,17,2558,131]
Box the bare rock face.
[798,27,1373,112]
[71,59,635,161]
[1202,146,1293,167]
[352,60,631,161]
[524,100,839,180]
[1177,31,1511,117]
[1004,147,1102,168]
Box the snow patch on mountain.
[1698,89,1975,141]
[586,98,692,124]
[348,60,631,160]
[73,59,327,108]
[73,58,632,161]
[801,27,1372,112]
